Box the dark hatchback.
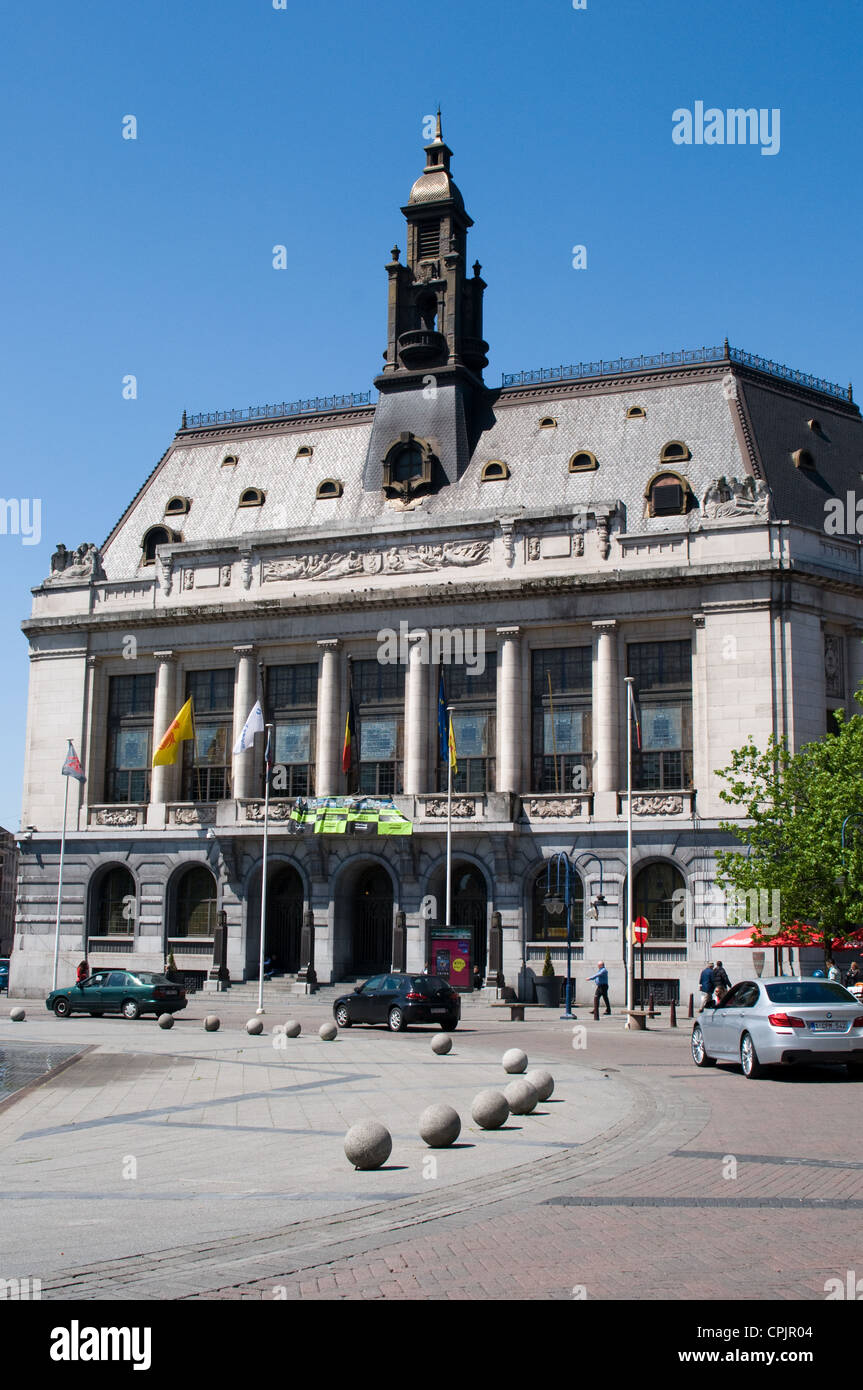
[333,973,461,1032]
[46,970,187,1019]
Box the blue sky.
[1,0,860,828]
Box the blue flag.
[437,668,448,764]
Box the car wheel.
[53,997,71,1018]
[334,1004,351,1028]
[441,1016,459,1031]
[690,1024,716,1067]
[740,1031,764,1079]
[122,999,141,1020]
[388,1007,405,1032]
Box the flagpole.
[257,723,273,1015]
[446,707,454,929]
[52,764,71,993]
[624,677,635,1024]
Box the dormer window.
[141,525,177,565]
[296,445,313,458]
[626,405,647,419]
[316,479,343,499]
[569,450,598,473]
[382,433,434,500]
[481,460,510,481]
[645,472,694,518]
[222,454,238,467]
[792,449,815,470]
[164,496,190,516]
[239,488,265,508]
[660,440,691,464]
[539,417,557,429]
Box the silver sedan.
[691,976,863,1079]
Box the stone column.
[298,908,317,987]
[231,645,257,801]
[150,651,178,808]
[487,909,503,990]
[315,640,342,796]
[404,632,430,794]
[392,909,407,972]
[591,620,619,819]
[496,626,522,794]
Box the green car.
[45,970,187,1019]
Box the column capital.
[691,613,706,629]
[496,625,521,638]
[317,639,341,651]
[86,655,97,668]
[233,643,255,657]
[592,620,618,633]
[153,649,175,662]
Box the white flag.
[232,700,265,755]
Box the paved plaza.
[1,993,862,1301]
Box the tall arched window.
[94,866,136,937]
[532,867,584,943]
[141,525,173,565]
[174,866,218,937]
[633,862,686,942]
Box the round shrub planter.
[525,1068,554,1102]
[502,1047,528,1074]
[470,1089,510,1130]
[418,1103,461,1148]
[431,1034,453,1055]
[504,1078,539,1115]
[344,1121,392,1170]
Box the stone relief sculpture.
[45,542,104,585]
[702,476,771,520]
[261,539,491,584]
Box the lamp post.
[544,851,577,1020]
[573,852,607,919]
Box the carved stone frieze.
[632,795,684,815]
[423,797,476,818]
[244,801,294,822]
[94,808,140,827]
[524,798,584,818]
[702,476,770,520]
[261,540,490,584]
[171,805,217,825]
[45,542,104,585]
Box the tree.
[715,694,863,958]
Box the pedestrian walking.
[845,960,861,989]
[713,959,731,1002]
[472,963,483,991]
[699,962,716,1010]
[76,959,89,984]
[826,958,842,983]
[587,961,611,1016]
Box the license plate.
[163,989,178,997]
[809,1020,845,1032]
[431,1008,446,1014]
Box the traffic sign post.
[633,917,649,1008]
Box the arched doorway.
[267,866,303,973]
[633,862,686,941]
[352,866,393,975]
[531,866,584,942]
[428,862,488,975]
[89,866,136,946]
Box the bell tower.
[363,115,491,494]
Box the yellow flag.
[448,714,458,775]
[152,698,195,766]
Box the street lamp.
[574,852,607,919]
[544,851,577,1020]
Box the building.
[13,119,863,1001]
[0,827,17,958]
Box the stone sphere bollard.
[204,1016,220,1032]
[431,1033,452,1055]
[319,1021,338,1041]
[9,1007,25,1022]
[471,1089,510,1130]
[284,1020,301,1038]
[158,1013,174,1030]
[418,1103,462,1148]
[525,1068,554,1101]
[344,1120,392,1170]
[246,1018,264,1035]
[502,1047,528,1074]
[504,1078,539,1115]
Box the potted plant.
[534,949,558,1006]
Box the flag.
[61,740,86,784]
[448,713,458,776]
[232,699,264,756]
[342,668,357,785]
[628,683,642,750]
[152,698,195,766]
[437,668,448,764]
[264,723,274,774]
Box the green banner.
[288,796,412,836]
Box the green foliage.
[715,692,863,951]
[542,948,555,978]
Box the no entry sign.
[633,916,649,944]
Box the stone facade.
[12,123,863,1001]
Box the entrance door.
[353,867,393,975]
[267,867,303,973]
[450,865,487,976]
